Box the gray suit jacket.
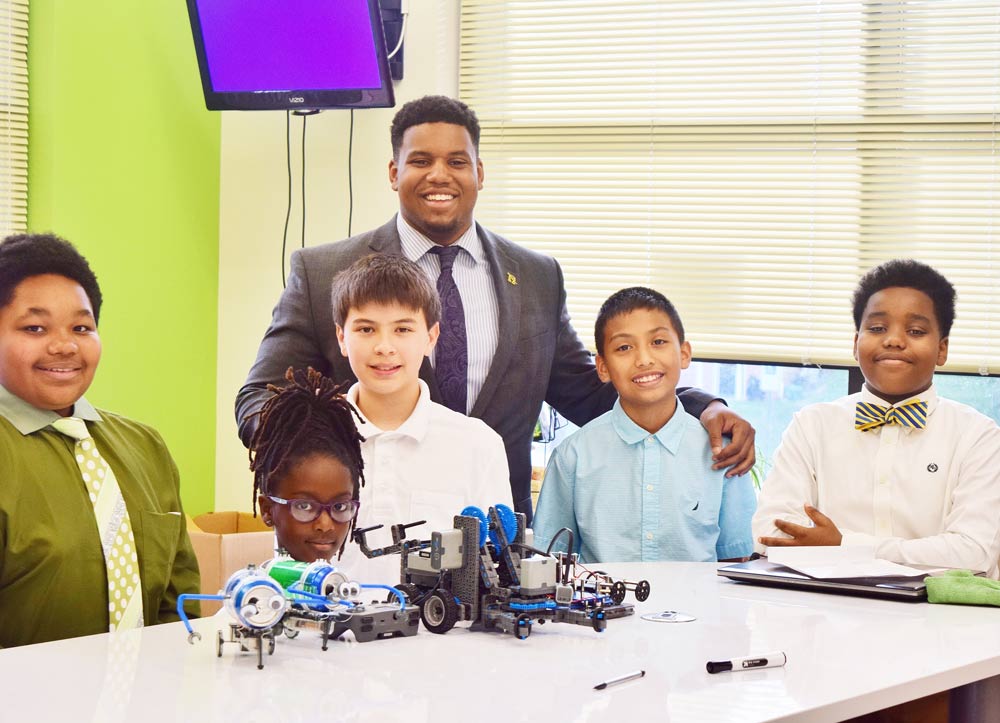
[237,217,712,521]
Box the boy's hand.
[701,401,756,477]
[759,504,843,547]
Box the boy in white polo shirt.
[753,259,1000,577]
[331,254,512,582]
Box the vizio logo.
[289,96,305,104]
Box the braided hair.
[249,367,366,559]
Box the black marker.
[594,670,645,690]
[706,651,787,674]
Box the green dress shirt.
[0,387,200,647]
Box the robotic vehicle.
[353,504,650,639]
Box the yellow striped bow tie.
[855,400,928,431]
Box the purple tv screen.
[186,0,394,110]
[194,0,383,93]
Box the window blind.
[0,0,26,234]
[459,1,1000,374]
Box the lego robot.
[353,504,650,639]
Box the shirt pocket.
[679,486,721,533]
[137,509,182,610]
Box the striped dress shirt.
[397,215,499,414]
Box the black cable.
[508,542,552,558]
[301,113,307,249]
[545,527,576,584]
[281,110,293,289]
[347,109,355,237]
[545,527,575,555]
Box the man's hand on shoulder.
[759,504,843,547]
[700,401,756,477]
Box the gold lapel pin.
[507,272,517,286]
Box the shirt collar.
[345,378,431,443]
[860,383,939,416]
[396,214,485,265]
[610,398,687,454]
[0,385,102,435]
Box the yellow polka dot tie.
[51,417,144,632]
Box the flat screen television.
[187,0,395,111]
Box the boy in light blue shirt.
[532,287,755,563]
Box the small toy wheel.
[515,613,532,640]
[283,624,300,639]
[592,610,607,633]
[396,583,423,605]
[215,630,224,658]
[421,589,459,634]
[267,634,276,655]
[635,579,651,602]
[611,580,627,604]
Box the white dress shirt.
[337,380,513,584]
[752,385,1000,577]
[397,215,500,414]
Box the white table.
[4,562,1000,722]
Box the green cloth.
[0,388,200,647]
[926,569,1000,606]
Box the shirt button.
[645,437,653,445]
[646,532,654,541]
[646,485,654,492]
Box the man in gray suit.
[237,96,755,522]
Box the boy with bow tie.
[753,259,1000,577]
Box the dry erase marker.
[706,652,787,674]
[594,670,645,690]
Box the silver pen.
[594,669,646,690]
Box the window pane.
[933,373,1000,425]
[680,361,850,483]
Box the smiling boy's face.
[0,274,101,415]
[853,286,948,404]
[336,301,439,410]
[596,307,691,428]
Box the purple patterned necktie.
[429,245,468,414]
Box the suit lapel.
[368,217,403,254]
[470,224,520,418]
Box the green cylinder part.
[266,558,311,590]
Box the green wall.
[27,1,220,513]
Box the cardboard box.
[187,512,275,615]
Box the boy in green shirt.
[0,233,199,647]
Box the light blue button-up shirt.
[532,399,756,563]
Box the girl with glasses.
[249,367,366,562]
